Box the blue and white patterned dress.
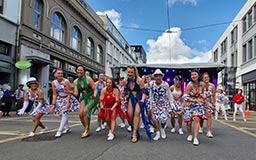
[202,82,215,113]
[149,80,174,123]
[53,79,80,116]
[27,89,50,116]
[183,82,207,123]
[170,86,183,113]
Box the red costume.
[233,94,244,104]
[98,88,117,120]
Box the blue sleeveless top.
[126,77,141,92]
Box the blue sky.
[86,0,247,63]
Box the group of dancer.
[17,64,246,146]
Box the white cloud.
[96,9,122,29]
[168,0,199,6]
[146,27,212,64]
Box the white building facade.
[0,0,21,88]
[212,0,256,111]
[99,15,138,80]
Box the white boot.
[153,131,160,141]
[160,128,166,139]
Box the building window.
[221,38,227,56]
[213,49,218,62]
[96,45,103,63]
[53,59,63,68]
[70,26,81,51]
[254,36,256,57]
[0,42,9,55]
[248,39,253,60]
[51,12,65,42]
[86,38,94,58]
[34,0,43,29]
[231,26,238,45]
[242,17,247,33]
[248,10,253,28]
[0,0,3,14]
[243,44,247,63]
[65,63,76,73]
[0,61,11,69]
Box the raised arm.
[73,79,79,97]
[51,81,57,105]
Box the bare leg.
[31,114,44,132]
[79,101,86,127]
[193,117,200,139]
[178,113,183,128]
[170,112,175,128]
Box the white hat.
[152,69,164,77]
[26,77,39,87]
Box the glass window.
[0,42,9,55]
[243,44,247,63]
[53,59,62,68]
[86,38,94,58]
[96,45,103,63]
[248,10,252,28]
[65,63,76,73]
[248,39,253,60]
[0,0,3,14]
[213,49,218,62]
[34,0,42,29]
[51,12,65,42]
[0,61,11,69]
[242,17,247,33]
[70,26,81,51]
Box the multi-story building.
[212,0,256,111]
[131,45,147,64]
[99,15,138,80]
[0,0,21,88]
[18,0,107,96]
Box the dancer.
[73,65,98,138]
[18,77,50,136]
[125,65,151,143]
[215,88,228,120]
[117,77,128,129]
[98,78,120,140]
[183,69,206,146]
[200,72,216,138]
[50,69,80,137]
[170,75,184,135]
[149,69,174,140]
[95,73,106,132]
[141,75,155,133]
[233,89,246,122]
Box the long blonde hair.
[126,65,140,78]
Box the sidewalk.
[216,110,256,137]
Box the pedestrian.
[98,78,120,140]
[124,65,151,143]
[233,89,246,122]
[2,86,15,116]
[95,73,106,132]
[50,69,80,138]
[199,72,216,138]
[169,75,184,135]
[72,65,98,138]
[215,88,228,120]
[15,84,25,114]
[183,69,207,146]
[149,69,174,141]
[18,77,50,136]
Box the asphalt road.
[0,113,255,160]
